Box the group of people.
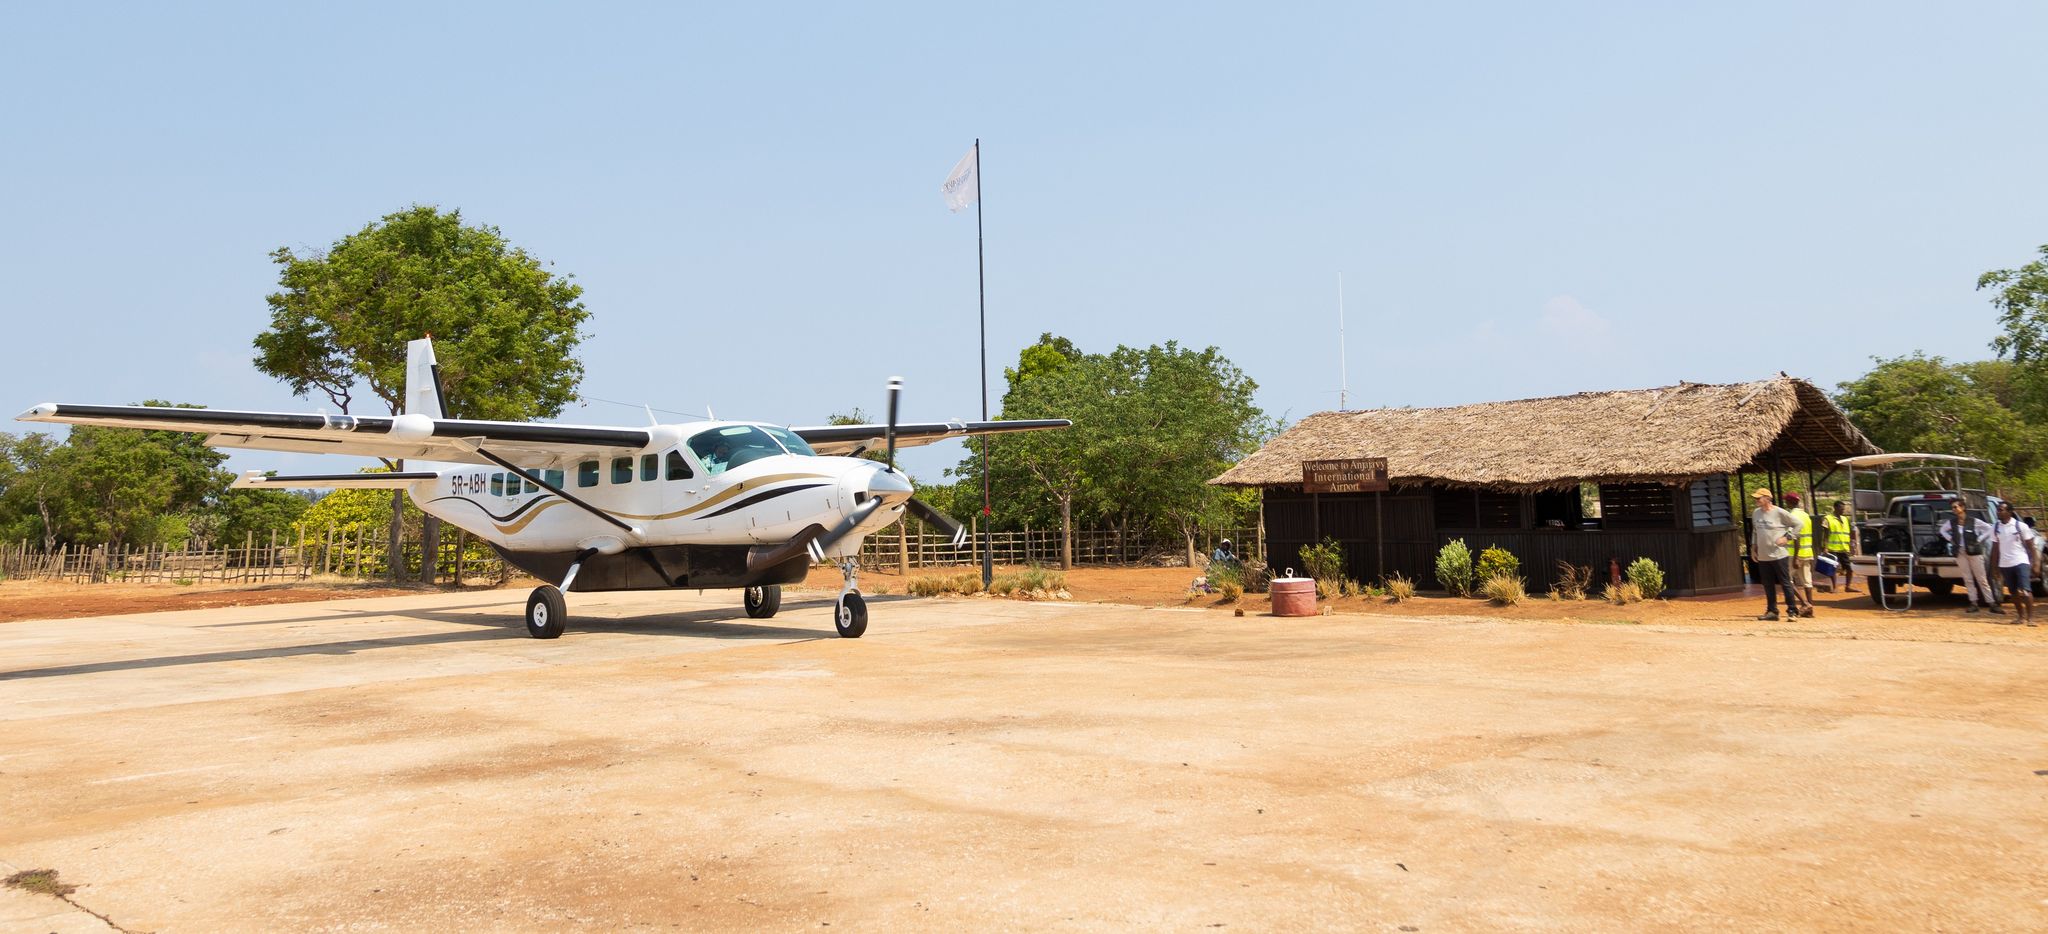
[1750,489,2041,625]
[1749,489,1831,620]
[1936,498,2040,625]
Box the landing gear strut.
[525,548,596,639]
[833,558,867,638]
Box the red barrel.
[1270,576,1317,617]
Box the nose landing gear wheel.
[834,592,867,638]
[525,586,567,639]
[744,585,782,619]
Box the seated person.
[703,439,734,475]
[1211,538,1238,567]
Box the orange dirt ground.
[0,580,428,624]
[6,564,2040,645]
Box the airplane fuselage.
[409,420,911,559]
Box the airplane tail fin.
[404,338,447,419]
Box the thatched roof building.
[1212,376,1878,491]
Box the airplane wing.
[791,419,1072,456]
[229,470,441,490]
[17,403,650,466]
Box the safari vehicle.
[1837,453,2039,605]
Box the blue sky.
[4,2,2045,481]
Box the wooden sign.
[1303,457,1389,494]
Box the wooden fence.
[3,524,1255,584]
[1,526,511,586]
[855,525,1257,571]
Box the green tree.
[55,403,231,550]
[1984,244,2048,367]
[193,488,312,552]
[954,336,1273,569]
[253,205,591,581]
[1091,343,1275,566]
[0,433,64,550]
[1835,354,2047,489]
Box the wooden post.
[897,522,910,577]
[454,529,467,586]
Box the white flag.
[941,144,978,212]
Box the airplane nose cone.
[866,467,913,497]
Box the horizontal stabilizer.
[230,470,440,490]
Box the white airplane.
[18,339,1069,639]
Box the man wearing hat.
[1782,492,1817,616]
[1750,488,1802,621]
[1211,538,1238,567]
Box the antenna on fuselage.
[706,405,715,421]
[644,404,658,427]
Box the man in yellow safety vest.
[1822,500,1856,592]
[1783,492,1817,616]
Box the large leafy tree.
[0,433,65,550]
[955,335,1273,568]
[254,205,590,580]
[1984,245,2048,369]
[1835,354,2048,493]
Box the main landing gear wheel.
[834,592,868,638]
[744,585,782,619]
[525,586,567,639]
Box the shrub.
[1475,545,1520,583]
[1239,557,1272,594]
[1625,557,1666,599]
[1385,573,1416,602]
[1216,579,1244,602]
[909,571,983,597]
[1550,561,1594,601]
[1298,538,1344,585]
[1435,539,1475,596]
[1481,573,1526,606]
[1606,581,1644,604]
[989,566,1066,600]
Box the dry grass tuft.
[5,868,76,897]
[908,571,984,597]
[1384,574,1416,602]
[1606,581,1645,604]
[1481,573,1526,606]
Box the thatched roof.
[1212,377,1879,491]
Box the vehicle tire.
[1928,581,1956,598]
[744,584,781,619]
[526,586,567,639]
[834,592,868,639]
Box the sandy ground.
[2,577,2046,930]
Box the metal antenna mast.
[1338,272,1349,411]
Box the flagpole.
[975,138,993,588]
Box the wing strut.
[474,448,636,535]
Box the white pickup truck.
[1838,454,2040,605]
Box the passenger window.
[577,460,599,488]
[640,453,659,482]
[612,457,634,484]
[543,469,564,490]
[517,476,534,495]
[490,473,505,497]
[665,450,692,480]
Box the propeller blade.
[885,376,902,469]
[906,497,969,549]
[807,497,885,563]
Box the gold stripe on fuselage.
[453,473,833,535]
[608,473,832,522]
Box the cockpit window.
[688,425,785,475]
[761,425,816,457]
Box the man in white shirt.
[1988,501,2040,626]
